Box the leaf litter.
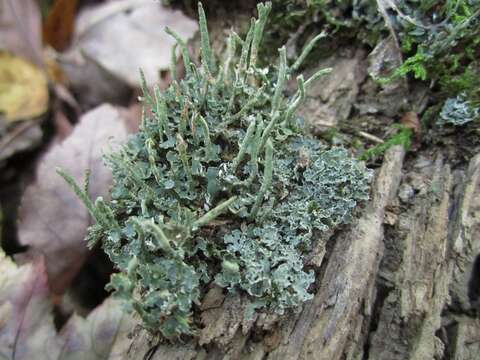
[0,247,134,360]
[17,104,128,295]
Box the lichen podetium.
[59,2,372,338]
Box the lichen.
[438,92,480,126]
[59,2,372,338]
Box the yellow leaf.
[0,52,49,123]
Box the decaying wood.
[368,155,453,359]
[123,37,480,360]
[298,49,367,133]
[451,154,480,314]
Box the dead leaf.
[58,50,133,109]
[42,0,78,51]
[72,0,198,87]
[0,0,43,66]
[18,104,128,294]
[52,83,80,114]
[0,52,49,123]
[0,251,58,360]
[59,297,135,360]
[400,111,421,149]
[0,120,43,162]
[52,109,73,140]
[0,248,134,359]
[44,49,68,84]
[123,102,143,133]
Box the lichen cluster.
[60,2,372,337]
[438,92,480,126]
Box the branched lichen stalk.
[170,43,178,82]
[142,220,174,254]
[249,2,272,68]
[232,118,256,172]
[291,31,327,72]
[198,2,215,74]
[165,26,192,77]
[193,196,237,229]
[250,138,273,218]
[56,168,97,222]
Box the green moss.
[60,2,372,338]
[359,125,413,161]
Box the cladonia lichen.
[59,2,372,337]
[438,92,480,126]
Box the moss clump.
[59,2,372,338]
[359,125,413,161]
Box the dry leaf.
[58,51,133,109]
[0,251,58,360]
[0,248,134,360]
[0,52,49,123]
[58,297,135,360]
[72,0,198,87]
[0,0,43,66]
[42,0,78,51]
[18,104,128,294]
[400,111,421,149]
[52,109,73,140]
[0,120,43,162]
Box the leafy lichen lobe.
[60,2,372,337]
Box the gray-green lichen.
[438,92,480,126]
[59,2,372,338]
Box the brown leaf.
[0,0,43,66]
[0,120,43,162]
[400,111,421,149]
[0,251,59,360]
[52,109,73,141]
[0,248,134,359]
[42,0,78,51]
[59,297,135,359]
[18,104,128,294]
[72,0,198,87]
[59,51,133,109]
